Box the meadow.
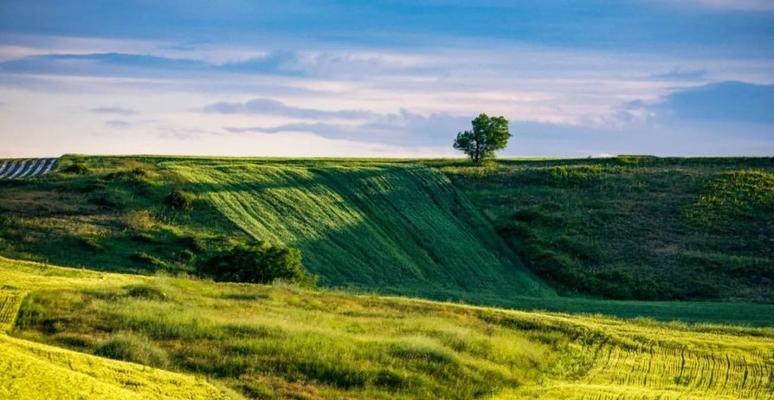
[167,159,551,299]
[2,256,772,400]
[438,156,774,302]
[1,155,772,322]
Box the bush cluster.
[198,242,315,286]
[94,332,169,367]
[60,162,90,175]
[165,190,194,210]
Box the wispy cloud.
[667,0,774,11]
[621,81,774,124]
[1,1,773,157]
[91,106,139,116]
[104,120,132,129]
[204,98,375,120]
[649,68,708,81]
[225,108,476,146]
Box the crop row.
[0,158,58,180]
[0,291,24,333]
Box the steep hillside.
[0,156,551,305]
[2,155,771,305]
[438,156,774,302]
[2,256,772,400]
[168,159,550,299]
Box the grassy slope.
[0,155,552,302]
[437,156,774,302]
[0,156,246,274]
[1,155,773,319]
[2,256,772,400]
[168,159,551,299]
[0,261,238,400]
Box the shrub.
[165,190,194,210]
[177,235,205,252]
[125,210,157,230]
[124,284,168,301]
[198,242,315,286]
[685,169,774,226]
[77,236,103,251]
[61,163,89,175]
[131,252,170,271]
[94,332,169,367]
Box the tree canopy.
[198,242,316,286]
[453,114,511,164]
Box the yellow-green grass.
[0,335,239,400]
[2,256,772,399]
[2,156,773,324]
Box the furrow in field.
[0,291,24,333]
[0,335,240,400]
[0,158,58,180]
[169,161,553,299]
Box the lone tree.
[453,113,511,164]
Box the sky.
[0,1,773,157]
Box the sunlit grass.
[2,256,772,399]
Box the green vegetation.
[199,243,315,286]
[439,156,774,302]
[453,113,512,164]
[94,332,170,367]
[2,257,772,400]
[1,155,772,307]
[0,156,248,274]
[168,159,551,300]
[0,334,238,400]
[0,156,551,304]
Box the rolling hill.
[0,155,772,306]
[1,256,771,400]
[1,155,773,399]
[167,159,551,298]
[437,156,774,302]
[0,156,551,304]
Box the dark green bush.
[177,235,205,252]
[198,243,315,286]
[131,252,170,271]
[77,236,103,251]
[124,284,168,301]
[61,163,90,175]
[165,190,194,210]
[94,333,169,367]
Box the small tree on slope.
[453,113,511,164]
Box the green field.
[1,155,772,315]
[169,159,551,299]
[1,155,773,399]
[438,156,773,302]
[2,256,772,400]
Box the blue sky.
[0,0,773,157]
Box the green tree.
[453,114,511,164]
[198,242,316,286]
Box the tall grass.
[5,258,772,400]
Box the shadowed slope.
[169,160,553,300]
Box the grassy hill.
[0,156,551,305]
[1,155,772,306]
[0,259,238,400]
[437,156,773,302]
[1,256,772,400]
[168,159,550,298]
